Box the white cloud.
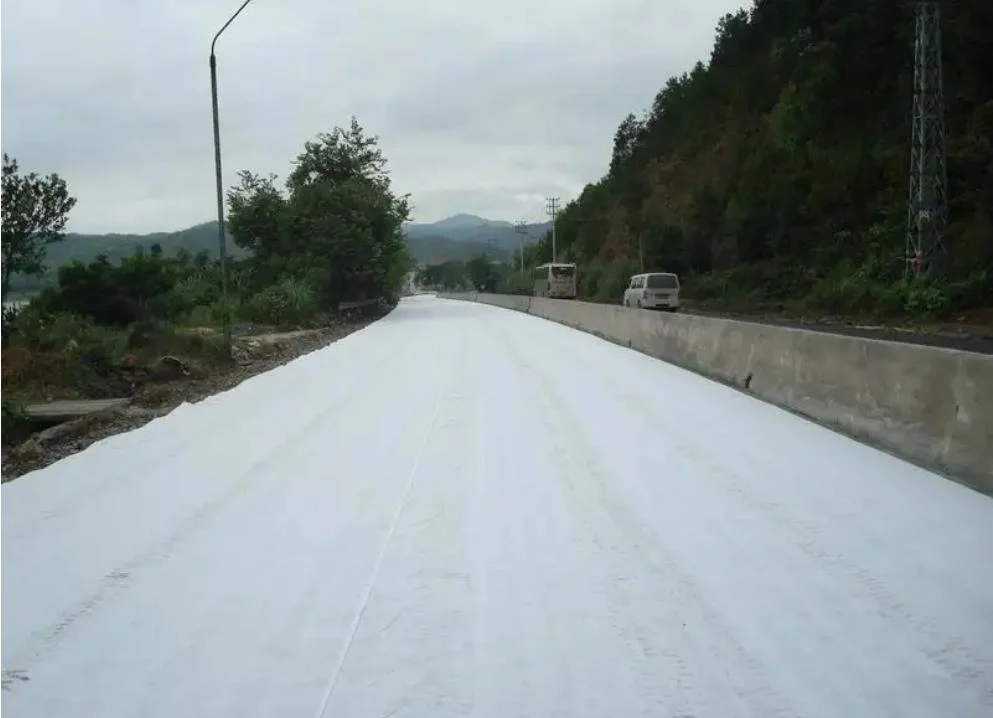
[1,0,743,233]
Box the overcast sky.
[2,0,742,234]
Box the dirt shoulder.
[2,316,380,482]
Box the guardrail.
[439,292,993,494]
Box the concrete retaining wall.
[439,292,993,493]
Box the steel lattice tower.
[905,1,948,280]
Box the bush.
[945,270,991,312]
[578,260,604,299]
[183,298,244,328]
[2,303,24,347]
[903,282,950,317]
[241,277,319,326]
[9,308,128,360]
[682,272,728,302]
[167,275,220,317]
[2,310,132,398]
[594,259,640,303]
[498,272,532,296]
[2,399,32,446]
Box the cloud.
[1,0,743,233]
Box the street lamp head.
[211,0,255,57]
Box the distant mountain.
[6,213,551,295]
[422,214,512,231]
[44,222,245,267]
[6,222,248,296]
[404,215,550,264]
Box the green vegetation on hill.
[527,0,992,316]
[404,216,550,263]
[5,215,548,296]
[4,223,248,297]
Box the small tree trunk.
[1,259,13,306]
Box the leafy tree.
[227,171,287,259]
[33,241,223,328]
[609,114,645,176]
[287,117,391,191]
[466,253,499,292]
[1,154,77,303]
[418,261,467,290]
[52,255,134,326]
[547,0,993,316]
[227,118,411,309]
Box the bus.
[533,263,577,299]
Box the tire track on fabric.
[488,317,798,718]
[523,318,992,702]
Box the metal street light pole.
[210,0,255,357]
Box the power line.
[905,1,948,280]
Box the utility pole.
[514,221,530,277]
[545,197,560,263]
[514,219,538,277]
[209,0,255,357]
[905,1,948,280]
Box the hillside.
[6,215,549,295]
[546,0,992,314]
[43,222,238,267]
[6,223,248,296]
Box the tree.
[226,171,287,259]
[287,117,391,191]
[1,154,77,303]
[540,0,993,316]
[466,252,499,292]
[50,248,181,326]
[227,118,411,309]
[609,113,645,177]
[418,261,467,290]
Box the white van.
[623,272,680,311]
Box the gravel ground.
[2,315,382,482]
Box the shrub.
[945,270,990,312]
[241,277,319,326]
[2,303,24,347]
[578,260,604,299]
[594,259,640,303]
[2,399,33,446]
[903,281,950,317]
[9,309,128,360]
[682,272,728,302]
[498,272,532,296]
[2,311,131,399]
[168,275,220,317]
